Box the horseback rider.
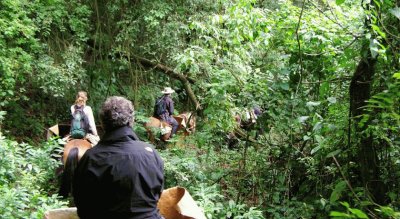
[69,91,99,145]
[73,96,164,219]
[153,87,179,138]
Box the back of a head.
[75,91,88,106]
[100,96,134,131]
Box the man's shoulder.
[93,140,159,155]
[130,140,159,154]
[164,96,173,103]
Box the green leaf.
[336,0,345,5]
[341,201,350,208]
[330,211,351,217]
[327,97,337,104]
[279,82,289,90]
[298,116,310,124]
[311,145,321,155]
[371,24,386,38]
[319,82,330,98]
[306,101,321,109]
[330,181,347,203]
[326,149,341,158]
[348,208,368,218]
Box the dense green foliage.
[0,0,400,218]
[0,137,67,218]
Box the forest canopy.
[0,0,399,218]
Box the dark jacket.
[154,95,174,122]
[72,126,164,219]
[164,95,174,117]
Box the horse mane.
[59,147,79,198]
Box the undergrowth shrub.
[0,135,67,218]
[160,146,264,219]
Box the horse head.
[175,112,196,135]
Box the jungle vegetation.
[0,0,399,218]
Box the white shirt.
[71,105,98,136]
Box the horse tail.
[59,147,79,198]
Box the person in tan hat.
[153,87,179,138]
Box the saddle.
[160,122,172,135]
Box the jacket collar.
[100,126,139,143]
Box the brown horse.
[144,112,196,143]
[59,139,92,198]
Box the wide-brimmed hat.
[161,87,175,94]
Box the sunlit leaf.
[340,201,350,208]
[371,24,386,38]
[311,145,321,155]
[306,101,321,107]
[336,0,345,5]
[389,7,400,20]
[327,97,337,104]
[348,208,368,218]
[330,211,350,217]
[298,116,310,123]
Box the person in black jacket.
[73,96,164,219]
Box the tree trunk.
[349,42,386,204]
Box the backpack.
[70,105,90,139]
[154,97,167,117]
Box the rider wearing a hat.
[154,87,179,138]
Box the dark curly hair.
[100,96,134,131]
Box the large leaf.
[311,145,321,155]
[330,180,347,203]
[330,211,351,217]
[348,208,368,219]
[389,7,400,20]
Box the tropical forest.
[0,0,399,218]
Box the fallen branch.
[233,127,263,147]
[132,54,201,110]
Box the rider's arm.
[167,98,174,116]
[84,106,98,136]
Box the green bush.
[0,135,67,218]
[160,146,264,218]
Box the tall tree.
[349,41,383,203]
[349,0,400,204]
